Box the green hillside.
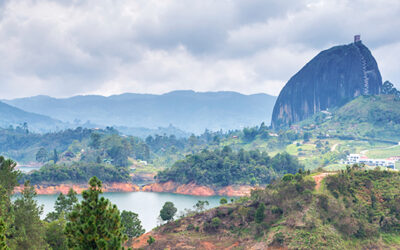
[301,95,400,142]
[136,168,400,249]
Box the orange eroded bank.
[14,181,257,196]
[14,182,140,195]
[141,181,256,196]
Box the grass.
[381,233,400,245]
[366,145,400,158]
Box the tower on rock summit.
[271,37,382,129]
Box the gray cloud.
[0,0,399,99]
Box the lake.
[34,192,224,231]
[16,166,41,173]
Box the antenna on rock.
[354,35,361,43]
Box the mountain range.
[0,101,64,132]
[3,91,277,134]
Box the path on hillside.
[331,143,339,152]
[313,173,335,190]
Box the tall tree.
[89,133,101,149]
[45,188,78,222]
[255,202,266,223]
[0,156,20,195]
[35,147,48,163]
[9,182,47,249]
[0,217,7,250]
[44,216,67,250]
[65,177,126,249]
[53,149,59,163]
[0,185,10,250]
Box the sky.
[0,0,399,99]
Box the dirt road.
[312,172,335,190]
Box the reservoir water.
[34,192,224,231]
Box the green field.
[366,145,400,158]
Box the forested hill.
[137,167,400,249]
[0,101,64,132]
[4,91,277,133]
[156,147,303,186]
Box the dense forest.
[0,121,302,164]
[21,162,131,184]
[156,147,303,186]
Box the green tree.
[0,217,7,250]
[188,134,198,148]
[65,176,126,249]
[120,210,145,238]
[35,147,48,163]
[89,133,101,149]
[45,216,67,250]
[194,200,209,212]
[9,181,47,249]
[0,156,20,195]
[53,149,59,163]
[107,145,129,167]
[219,198,228,205]
[160,202,177,222]
[46,188,78,222]
[0,185,10,250]
[255,202,266,223]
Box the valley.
[1,36,400,249]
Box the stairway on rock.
[354,43,369,95]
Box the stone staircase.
[354,43,369,95]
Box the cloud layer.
[0,0,399,98]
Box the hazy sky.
[0,0,399,99]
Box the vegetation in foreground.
[135,166,400,249]
[0,156,145,249]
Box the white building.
[344,154,396,169]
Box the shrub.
[220,197,228,205]
[211,217,221,229]
[282,174,294,182]
[273,232,285,245]
[255,203,266,223]
[147,236,155,245]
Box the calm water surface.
[16,166,41,173]
[34,192,223,231]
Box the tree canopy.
[65,176,126,249]
[156,147,303,186]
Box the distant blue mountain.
[0,101,64,132]
[4,91,276,133]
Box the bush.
[273,232,285,245]
[219,198,228,205]
[147,236,155,245]
[211,217,221,229]
[255,203,266,223]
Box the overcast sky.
[0,0,399,99]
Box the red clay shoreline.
[14,181,259,196]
